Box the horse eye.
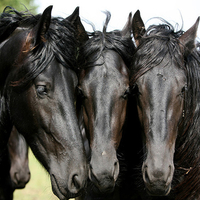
[181,85,187,94]
[77,86,85,99]
[180,85,187,98]
[181,85,187,93]
[36,85,47,96]
[122,87,130,99]
[131,84,140,96]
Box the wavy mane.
[131,20,200,199]
[0,6,78,89]
[130,22,184,85]
[78,11,135,70]
[174,42,200,200]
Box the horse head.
[131,10,199,196]
[77,12,134,193]
[0,6,88,199]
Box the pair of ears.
[114,9,199,56]
[132,10,200,55]
[30,6,199,56]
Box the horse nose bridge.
[90,149,119,181]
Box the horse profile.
[8,126,30,189]
[0,6,88,199]
[122,10,200,200]
[0,126,30,200]
[76,12,135,199]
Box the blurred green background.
[0,0,37,13]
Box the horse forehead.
[81,66,127,89]
[139,65,186,86]
[82,54,128,85]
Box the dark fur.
[78,12,134,70]
[0,6,88,199]
[76,12,135,200]
[0,6,78,89]
[129,21,200,200]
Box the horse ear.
[132,10,145,47]
[30,5,52,46]
[179,17,199,56]
[121,12,132,37]
[64,7,88,45]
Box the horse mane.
[131,20,200,199]
[0,6,78,89]
[174,41,200,200]
[130,20,184,85]
[78,11,135,70]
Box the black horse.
[76,12,135,199]
[0,126,30,200]
[118,10,200,200]
[0,6,88,199]
[8,126,30,189]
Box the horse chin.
[12,182,26,189]
[98,184,115,194]
[145,183,171,197]
[50,174,83,200]
[88,170,116,194]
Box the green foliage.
[0,0,38,14]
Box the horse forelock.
[78,12,134,70]
[130,24,185,86]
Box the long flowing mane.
[174,42,200,200]
[78,11,135,70]
[0,6,78,89]
[131,21,200,200]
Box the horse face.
[134,64,186,195]
[0,6,89,199]
[131,11,200,196]
[78,50,129,192]
[8,126,30,189]
[8,59,88,199]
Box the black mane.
[0,6,78,89]
[130,22,184,85]
[174,42,200,200]
[131,20,200,200]
[78,11,135,70]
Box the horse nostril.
[72,174,81,190]
[166,165,173,185]
[113,161,119,181]
[144,167,151,184]
[14,172,19,183]
[89,167,99,185]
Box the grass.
[14,149,74,200]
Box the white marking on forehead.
[102,151,106,156]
